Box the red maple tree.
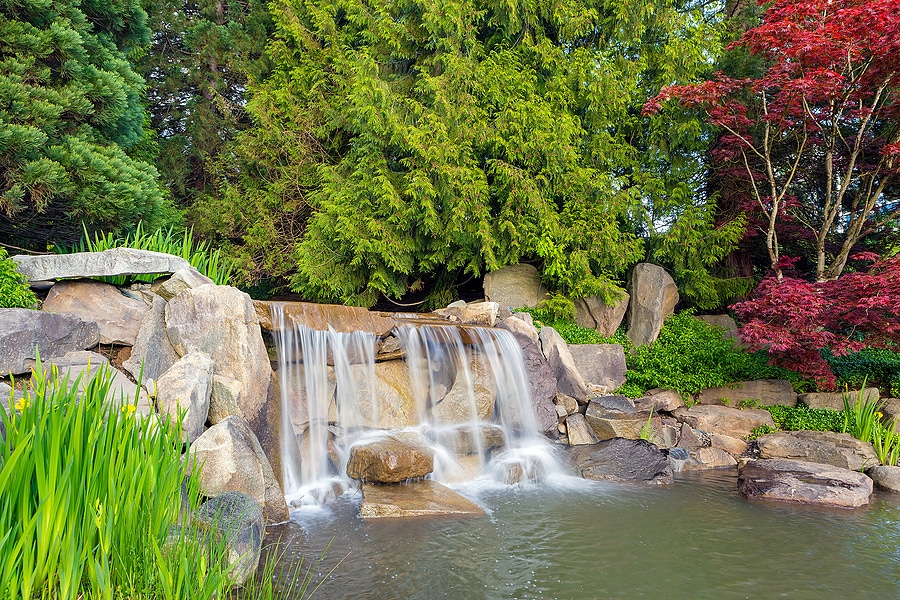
[646,0,900,282]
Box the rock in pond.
[756,430,879,471]
[568,438,674,485]
[360,480,485,518]
[194,492,264,585]
[347,434,435,483]
[866,465,900,493]
[738,459,873,508]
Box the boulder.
[674,404,775,439]
[498,315,540,346]
[568,438,674,485]
[756,430,879,471]
[348,361,418,429]
[694,314,740,342]
[866,465,900,492]
[433,302,500,327]
[256,300,395,336]
[883,398,900,433]
[194,492,264,585]
[574,293,629,337]
[584,395,647,441]
[12,248,191,282]
[738,458,873,508]
[0,309,99,375]
[482,263,548,309]
[798,388,880,411]
[710,433,750,456]
[626,263,679,347]
[432,355,495,424]
[538,326,587,401]
[166,285,272,429]
[635,389,684,413]
[42,280,149,346]
[40,351,152,416]
[360,480,485,518]
[189,416,289,525]
[566,413,600,446]
[698,379,797,408]
[122,295,179,388]
[504,325,558,435]
[151,267,215,301]
[429,424,505,455]
[676,423,707,450]
[154,352,214,442]
[346,435,435,483]
[694,447,738,469]
[567,344,627,391]
[553,393,579,417]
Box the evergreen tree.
[0,0,173,249]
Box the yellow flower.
[876,412,884,418]
[121,403,136,416]
[14,397,30,412]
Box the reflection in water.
[262,472,900,600]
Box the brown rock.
[43,280,149,346]
[255,300,395,337]
[433,302,500,327]
[346,435,435,483]
[798,388,880,411]
[568,344,627,391]
[566,413,600,446]
[539,326,587,401]
[483,263,548,309]
[674,404,775,439]
[574,293,629,337]
[584,395,647,441]
[698,379,797,408]
[360,480,485,518]
[738,458,873,508]
[626,263,679,347]
[756,430,879,471]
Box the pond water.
[263,472,900,600]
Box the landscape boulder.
[693,314,740,342]
[433,302,500,327]
[756,430,879,471]
[151,267,214,301]
[626,263,679,347]
[538,326,587,401]
[42,280,149,346]
[194,492,264,585]
[674,404,775,439]
[574,293,629,337]
[698,379,797,408]
[502,321,558,435]
[41,351,153,416]
[568,344,627,391]
[256,300,395,336]
[346,434,435,483]
[12,248,191,282]
[584,395,648,441]
[154,351,214,442]
[568,438,674,485]
[634,389,684,413]
[0,309,99,375]
[483,263,548,309]
[565,413,600,446]
[866,465,900,493]
[122,295,179,387]
[798,388,880,411]
[738,458,873,508]
[349,361,419,429]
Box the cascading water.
[270,303,562,508]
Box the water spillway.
[269,303,561,507]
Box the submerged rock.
[360,480,485,518]
[568,438,674,485]
[738,458,873,508]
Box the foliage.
[218,0,731,303]
[648,0,900,281]
[732,254,900,389]
[827,347,900,397]
[0,0,175,250]
[55,222,235,286]
[764,404,845,433]
[840,386,900,466]
[746,424,776,441]
[0,248,37,308]
[518,307,627,346]
[639,410,656,442]
[618,310,803,398]
[536,294,577,323]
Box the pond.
[263,471,900,599]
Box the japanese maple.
[646,0,900,281]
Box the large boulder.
[568,438,674,485]
[568,344,627,391]
[165,285,272,429]
[482,263,548,309]
[194,492,264,585]
[151,267,214,301]
[756,430,879,471]
[346,434,435,483]
[674,404,775,439]
[626,263,679,347]
[432,354,495,424]
[42,280,150,346]
[866,465,900,492]
[349,361,418,429]
[189,416,289,525]
[798,388,880,411]
[122,295,179,388]
[693,314,740,342]
[360,480,485,518]
[498,315,540,346]
[154,352,214,442]
[565,413,600,446]
[584,395,647,441]
[433,302,500,327]
[0,309,99,375]
[698,379,797,408]
[574,293,629,337]
[12,248,191,282]
[538,326,587,401]
[738,459,873,508]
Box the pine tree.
[0,0,173,249]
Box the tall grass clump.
[841,384,900,466]
[55,221,234,286]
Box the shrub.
[0,248,38,309]
[827,348,900,397]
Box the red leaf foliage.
[732,255,900,389]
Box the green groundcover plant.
[0,248,38,309]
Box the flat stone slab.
[257,301,395,337]
[360,480,485,518]
[738,459,873,508]
[13,248,190,282]
[698,379,797,407]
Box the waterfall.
[271,304,561,507]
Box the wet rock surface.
[360,480,485,518]
[568,438,674,485]
[347,435,435,483]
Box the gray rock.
[866,465,900,492]
[694,314,740,342]
[756,430,879,471]
[568,344,626,391]
[674,404,775,439]
[498,315,540,346]
[584,395,647,441]
[346,434,435,483]
[553,393,579,417]
[122,295,179,389]
[698,379,797,408]
[0,308,99,375]
[538,326,587,401]
[154,352,214,442]
[38,352,153,416]
[483,263,548,309]
[566,413,600,446]
[636,389,684,413]
[710,433,750,456]
[432,353,495,424]
[151,267,215,301]
[738,458,873,508]
[626,263,679,347]
[12,248,191,282]
[677,423,707,450]
[42,280,149,346]
[799,388,880,411]
[433,302,500,326]
[195,492,264,585]
[574,293,629,337]
[694,447,738,469]
[189,415,288,525]
[511,312,534,326]
[568,438,674,485]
